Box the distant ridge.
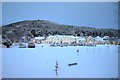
[1,20,120,42]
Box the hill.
[1,20,120,43]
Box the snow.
[35,37,45,40]
[47,35,79,39]
[102,36,110,40]
[95,36,103,41]
[2,44,118,78]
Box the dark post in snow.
[55,61,59,76]
[77,49,79,55]
[77,49,79,53]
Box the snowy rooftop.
[102,36,110,39]
[95,36,103,41]
[34,35,113,41]
[35,37,45,39]
[47,35,80,39]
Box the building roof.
[95,36,103,41]
[102,36,110,39]
[35,37,45,40]
[87,36,94,40]
[47,35,79,39]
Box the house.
[79,37,86,44]
[34,37,45,44]
[21,36,31,43]
[102,36,110,44]
[117,39,120,45]
[94,36,103,44]
[87,36,95,44]
[111,38,120,45]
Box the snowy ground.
[2,44,118,78]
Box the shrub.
[2,39,13,48]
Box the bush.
[2,39,13,48]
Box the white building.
[34,37,45,44]
[34,35,111,45]
[43,35,80,44]
[87,36,95,44]
[102,36,110,44]
[94,36,103,44]
[79,37,86,44]
[34,35,80,44]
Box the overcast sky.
[2,2,118,29]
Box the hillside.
[1,20,120,43]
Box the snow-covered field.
[2,44,118,78]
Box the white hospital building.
[34,35,80,44]
[33,35,110,44]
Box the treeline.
[2,20,120,43]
